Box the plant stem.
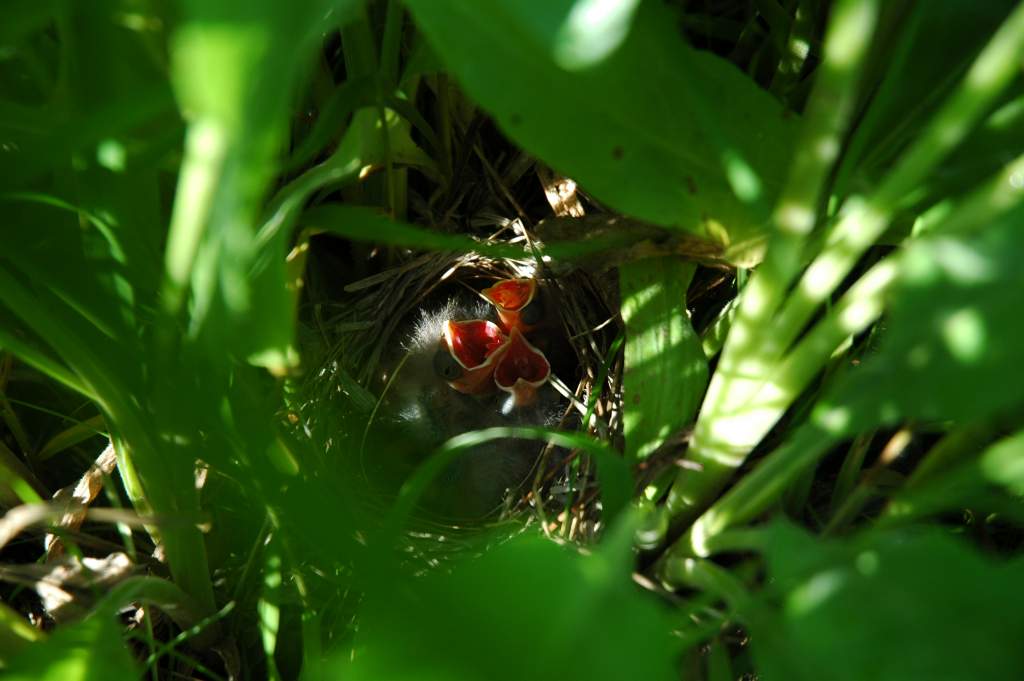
[661,555,752,612]
[666,0,879,521]
[700,298,738,359]
[916,151,1024,237]
[769,0,1024,355]
[830,431,874,514]
[667,255,896,521]
[665,0,1024,529]
[379,0,404,86]
[680,421,835,557]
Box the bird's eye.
[520,296,544,326]
[433,349,464,381]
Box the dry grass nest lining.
[304,225,624,539]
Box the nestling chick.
[377,290,566,520]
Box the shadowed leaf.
[751,522,1024,681]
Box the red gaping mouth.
[481,278,538,332]
[444,319,505,367]
[493,328,551,406]
[439,309,552,406]
[441,319,507,394]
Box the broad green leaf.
[335,533,677,681]
[405,0,798,264]
[2,194,145,333]
[619,258,707,462]
[750,523,1024,681]
[3,615,137,681]
[917,90,1024,212]
[877,427,1024,529]
[0,87,177,193]
[0,1,178,192]
[61,1,170,305]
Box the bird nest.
[294,218,623,546]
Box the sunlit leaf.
[167,0,366,371]
[619,258,706,462]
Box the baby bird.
[377,290,565,520]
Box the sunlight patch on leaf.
[786,569,847,617]
[980,429,1024,495]
[95,139,125,172]
[723,149,763,203]
[554,0,642,70]
[941,307,986,363]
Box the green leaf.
[619,258,707,462]
[3,615,137,681]
[166,0,366,371]
[827,204,1024,430]
[880,427,1024,528]
[835,0,1018,199]
[678,200,1024,549]
[0,601,43,663]
[917,90,1024,212]
[1,197,142,349]
[980,428,1024,496]
[405,0,797,263]
[750,522,1024,681]
[0,1,179,191]
[0,0,60,48]
[336,534,678,681]
[285,75,382,172]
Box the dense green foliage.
[1,0,1024,679]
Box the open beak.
[442,319,507,394]
[481,278,539,333]
[493,328,551,407]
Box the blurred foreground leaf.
[336,531,676,681]
[3,615,136,681]
[750,522,1024,681]
[167,0,364,370]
